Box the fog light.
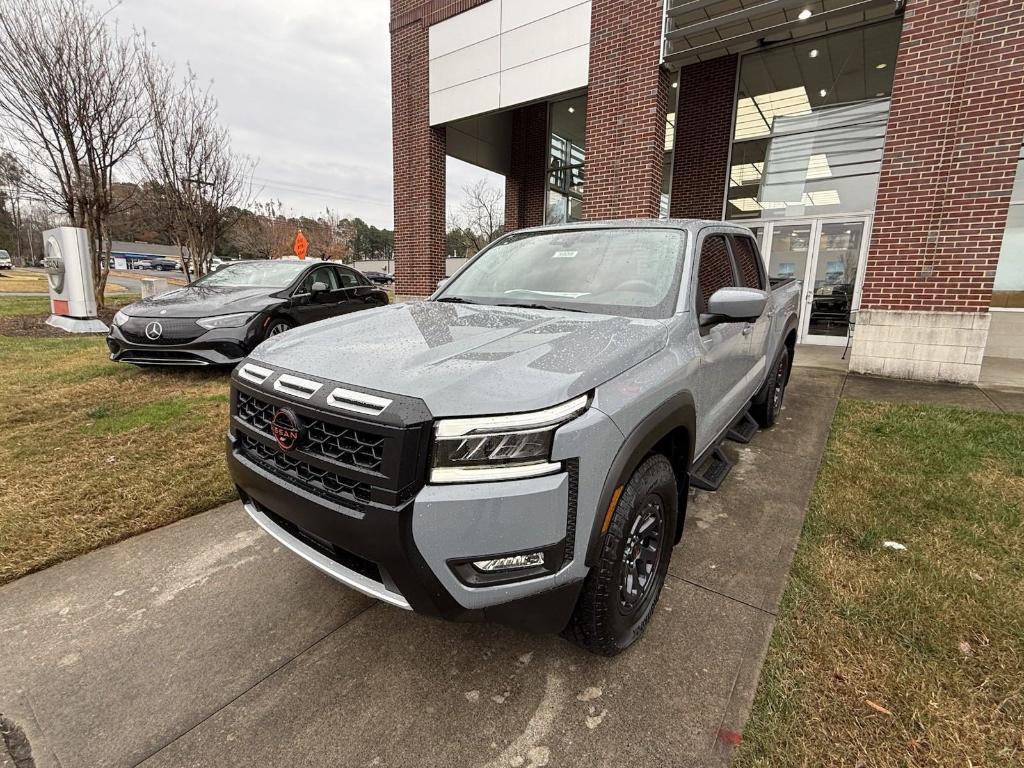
[473,553,544,572]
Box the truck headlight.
[430,395,588,483]
[196,312,255,329]
[112,310,129,327]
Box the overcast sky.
[112,0,499,229]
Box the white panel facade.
[427,0,591,126]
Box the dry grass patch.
[735,400,1024,767]
[0,268,126,294]
[0,336,236,584]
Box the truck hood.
[250,301,669,417]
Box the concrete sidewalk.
[0,367,842,767]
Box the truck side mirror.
[436,278,450,291]
[701,287,768,325]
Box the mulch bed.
[0,307,119,338]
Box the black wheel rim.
[618,495,665,614]
[771,357,786,417]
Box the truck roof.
[508,218,754,236]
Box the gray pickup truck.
[226,220,799,655]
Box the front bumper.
[106,323,257,366]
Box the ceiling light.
[819,89,828,98]
[798,9,812,20]
[809,49,819,58]
[876,63,887,69]
[568,106,575,113]
[672,81,678,88]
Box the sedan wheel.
[265,320,292,338]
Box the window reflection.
[548,95,586,224]
[726,21,901,220]
[993,149,1024,308]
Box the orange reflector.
[602,486,624,533]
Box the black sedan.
[359,269,395,285]
[107,260,389,366]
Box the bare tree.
[0,152,25,264]
[0,0,149,306]
[448,180,504,255]
[140,55,253,281]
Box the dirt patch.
[0,305,122,338]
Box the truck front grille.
[237,433,372,505]
[236,391,385,473]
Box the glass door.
[805,221,868,345]
[757,217,871,346]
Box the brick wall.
[861,0,1024,313]
[505,102,549,230]
[391,1,447,296]
[670,56,737,220]
[582,0,669,220]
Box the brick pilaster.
[391,2,446,297]
[582,0,669,220]
[505,103,549,230]
[861,0,1024,313]
[670,55,737,220]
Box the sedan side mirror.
[311,281,329,294]
[701,287,768,325]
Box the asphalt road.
[0,367,845,768]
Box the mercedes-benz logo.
[144,321,163,340]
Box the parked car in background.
[227,220,799,654]
[210,257,240,271]
[138,257,179,271]
[358,269,394,285]
[0,250,12,270]
[107,259,389,366]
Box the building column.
[505,102,549,230]
[853,0,1024,383]
[391,6,446,297]
[582,0,669,220]
[670,55,738,220]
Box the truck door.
[729,233,773,396]
[693,231,750,453]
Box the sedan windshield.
[436,228,686,319]
[193,261,310,288]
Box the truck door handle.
[742,325,753,336]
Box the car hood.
[123,285,282,318]
[250,301,669,417]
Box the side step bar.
[726,412,759,444]
[689,446,733,491]
[690,410,760,492]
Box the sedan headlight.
[196,312,255,330]
[430,395,588,483]
[112,310,130,327]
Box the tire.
[264,319,293,339]
[566,454,678,656]
[751,346,790,428]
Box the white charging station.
[42,226,109,333]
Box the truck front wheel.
[567,454,678,655]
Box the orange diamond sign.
[293,230,309,260]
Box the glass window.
[662,71,680,219]
[730,236,764,289]
[726,21,901,220]
[334,266,360,288]
[547,95,586,224]
[696,235,736,313]
[993,147,1024,308]
[298,266,339,293]
[438,228,687,320]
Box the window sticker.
[552,250,578,259]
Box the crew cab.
[226,220,799,654]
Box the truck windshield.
[436,228,687,319]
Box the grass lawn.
[736,400,1024,767]
[0,268,127,294]
[0,336,237,584]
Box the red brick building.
[390,0,1024,383]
